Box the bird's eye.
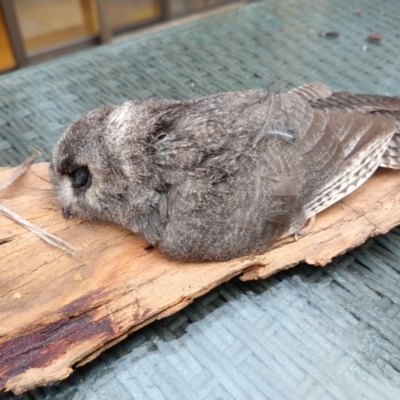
[70,166,91,189]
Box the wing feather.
[289,82,332,101]
[302,111,396,216]
[310,90,400,169]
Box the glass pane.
[110,0,162,29]
[168,0,206,17]
[14,0,99,52]
[0,6,16,71]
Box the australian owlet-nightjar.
[50,82,400,261]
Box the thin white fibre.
[0,154,76,255]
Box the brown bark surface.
[1,163,400,394]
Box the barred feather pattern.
[309,90,400,169]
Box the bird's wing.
[299,108,397,217]
[310,91,400,112]
[289,81,332,101]
[255,92,394,228]
[310,91,400,169]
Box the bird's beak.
[62,207,71,219]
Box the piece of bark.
[0,163,400,394]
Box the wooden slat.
[1,162,400,394]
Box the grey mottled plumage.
[50,83,400,261]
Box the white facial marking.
[107,103,131,146]
[59,177,77,210]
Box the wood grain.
[1,162,400,394]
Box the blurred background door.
[110,0,162,33]
[0,0,240,73]
[14,0,99,52]
[0,6,16,72]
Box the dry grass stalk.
[0,154,76,254]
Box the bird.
[49,82,400,261]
